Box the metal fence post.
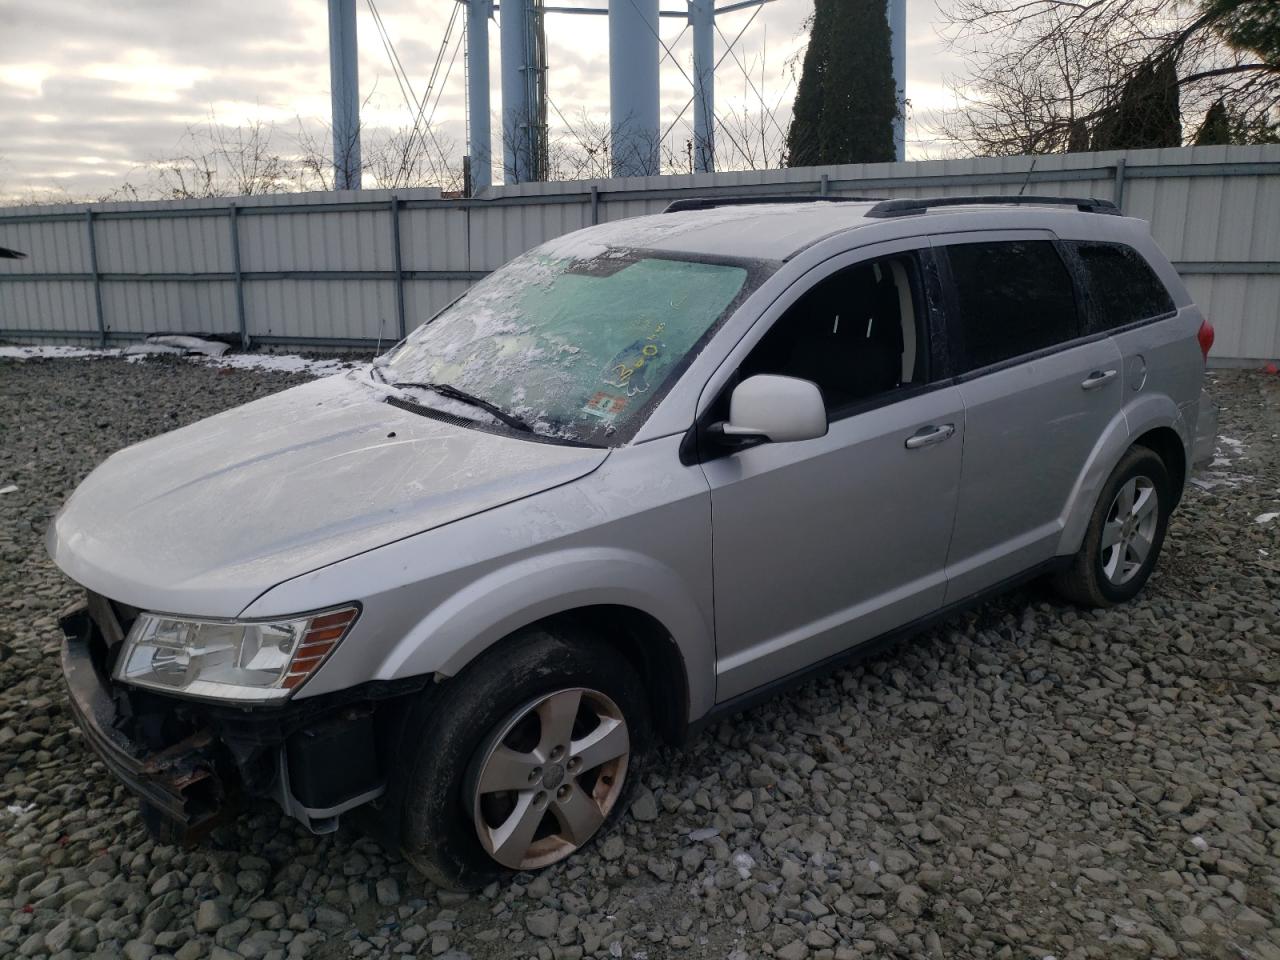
[84,209,106,347]
[591,185,600,225]
[228,203,248,349]
[1114,158,1127,212]
[390,195,406,340]
[820,173,830,196]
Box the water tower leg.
[500,0,531,183]
[328,0,361,189]
[888,0,906,161]
[690,0,714,173]
[467,0,493,192]
[609,0,660,178]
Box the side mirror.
[715,374,828,444]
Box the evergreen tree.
[1194,101,1233,145]
[1066,119,1091,153]
[1204,0,1280,66]
[786,0,898,167]
[1193,98,1280,145]
[1090,57,1182,150]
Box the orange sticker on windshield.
[583,391,629,421]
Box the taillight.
[1197,320,1214,363]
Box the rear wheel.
[1052,446,1171,607]
[397,629,651,889]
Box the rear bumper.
[1191,389,1218,472]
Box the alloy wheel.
[469,687,629,871]
[1100,475,1158,586]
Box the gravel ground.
[1,357,1278,960]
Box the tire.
[1051,445,1171,607]
[396,629,652,890]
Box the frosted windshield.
[380,250,751,443]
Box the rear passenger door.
[1064,240,1202,412]
[933,232,1124,602]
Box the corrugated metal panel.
[95,214,231,273]
[0,219,88,273]
[244,279,396,341]
[403,278,471,331]
[100,280,237,335]
[402,208,470,272]
[0,279,94,331]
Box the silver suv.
[51,195,1217,888]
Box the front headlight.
[114,605,359,702]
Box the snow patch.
[1190,435,1252,493]
[212,353,355,377]
[0,343,357,378]
[1255,512,1278,525]
[0,345,106,361]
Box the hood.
[48,374,609,616]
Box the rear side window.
[1068,241,1176,332]
[942,240,1079,372]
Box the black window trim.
[934,235,1098,383]
[681,246,953,465]
[1059,239,1179,336]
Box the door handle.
[1081,369,1118,391]
[905,423,955,449]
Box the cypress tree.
[1194,101,1233,145]
[787,0,898,166]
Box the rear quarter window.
[942,240,1080,373]
[1067,241,1176,333]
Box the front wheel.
[396,630,651,889]
[1052,445,1171,607]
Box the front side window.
[943,240,1079,373]
[738,252,929,415]
[1068,241,1176,332]
[380,247,761,444]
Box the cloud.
[0,0,958,202]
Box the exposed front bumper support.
[59,594,423,843]
[60,600,229,841]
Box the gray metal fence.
[2,143,1278,362]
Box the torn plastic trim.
[272,748,385,835]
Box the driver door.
[698,245,965,702]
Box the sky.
[0,0,965,202]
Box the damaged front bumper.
[59,595,423,844]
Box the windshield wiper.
[389,381,537,435]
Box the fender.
[375,546,715,721]
[1124,391,1193,462]
[1055,392,1185,556]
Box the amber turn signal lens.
[281,606,359,690]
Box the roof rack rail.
[864,195,1120,219]
[663,194,879,214]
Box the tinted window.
[1069,241,1176,332]
[944,240,1079,372]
